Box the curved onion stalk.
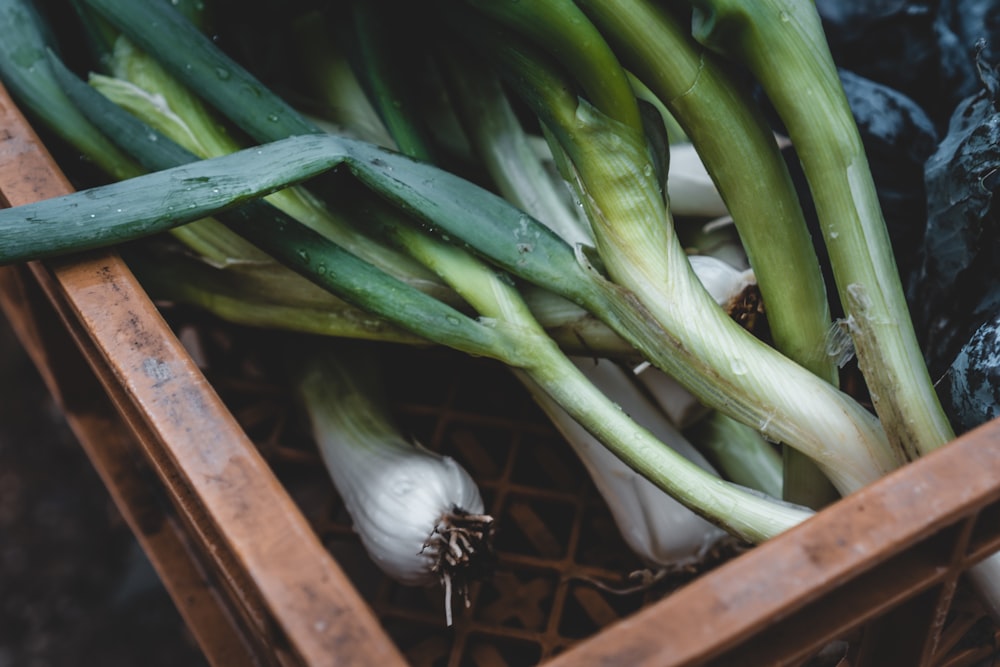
[0,109,883,503]
[0,74,889,503]
[634,252,755,427]
[0,124,810,537]
[130,240,638,358]
[332,16,785,536]
[633,252,756,428]
[680,0,953,459]
[684,412,784,499]
[517,359,727,568]
[536,0,839,506]
[462,28,899,494]
[637,252,784,498]
[38,18,629,363]
[295,342,493,626]
[374,215,812,543]
[430,36,800,505]
[680,0,1000,613]
[0,80,813,541]
[572,0,835,382]
[326,12,757,554]
[91,37,440,290]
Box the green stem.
[13,15,894,497]
[450,15,901,494]
[460,0,644,133]
[0,0,141,180]
[576,0,841,505]
[685,411,784,500]
[81,0,320,141]
[342,0,437,160]
[684,0,954,458]
[576,0,834,385]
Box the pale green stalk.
[576,0,834,383]
[682,0,953,459]
[439,53,593,247]
[685,411,784,500]
[475,26,901,494]
[574,0,839,506]
[682,0,1000,613]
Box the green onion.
[0,0,139,179]
[444,17,899,493]
[681,0,954,459]
[293,340,494,626]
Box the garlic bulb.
[296,346,493,624]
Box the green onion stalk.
[261,0,799,544]
[293,192,816,544]
[102,0,895,496]
[328,22,741,562]
[438,11,900,495]
[429,35,788,506]
[7,0,887,502]
[93,36,443,294]
[677,0,999,618]
[59,25,627,357]
[679,0,952,459]
[685,411,784,500]
[0,0,139,180]
[101,18,635,361]
[567,0,840,507]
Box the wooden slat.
[0,262,262,665]
[0,80,407,667]
[544,423,1000,666]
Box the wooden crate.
[2,80,999,667]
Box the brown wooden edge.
[0,262,264,665]
[544,421,1000,667]
[0,82,408,666]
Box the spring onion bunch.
[0,0,995,609]
[450,0,840,507]
[435,2,898,495]
[0,0,816,545]
[679,0,954,458]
